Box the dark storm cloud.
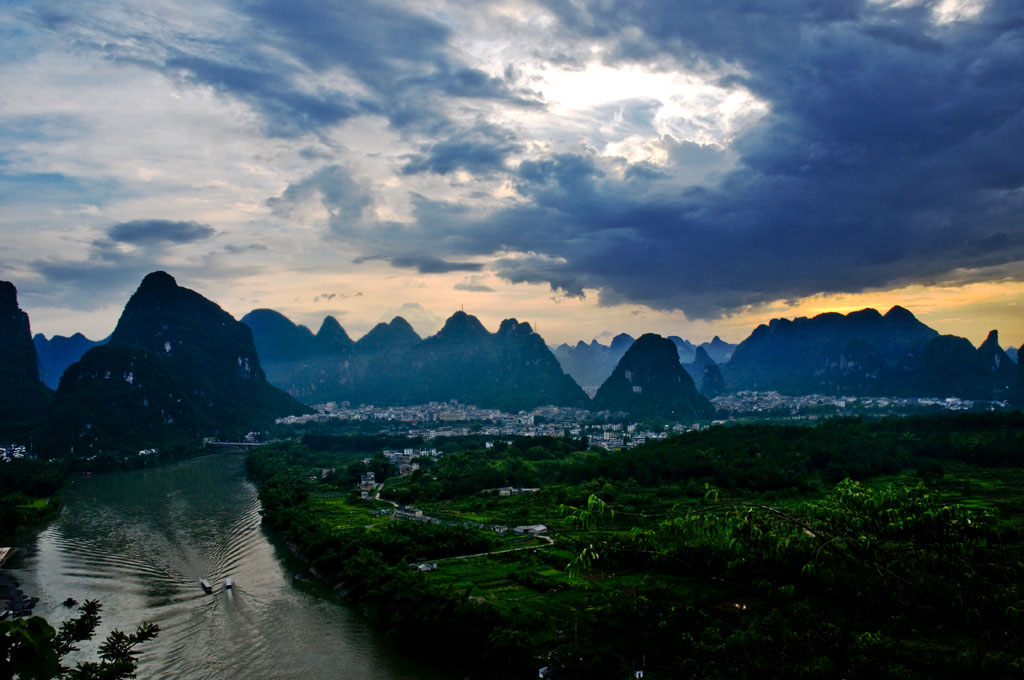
[445,0,1024,318]
[27,219,217,310]
[243,0,1024,319]
[164,55,368,137]
[246,0,544,124]
[24,0,541,139]
[402,124,523,176]
[355,254,483,274]
[107,219,214,245]
[31,0,1021,321]
[28,253,152,311]
[390,255,482,273]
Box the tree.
[560,494,613,577]
[0,600,158,679]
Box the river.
[11,454,446,679]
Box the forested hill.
[593,333,713,419]
[44,272,308,454]
[552,333,737,389]
[723,306,1023,400]
[0,281,53,441]
[245,309,589,410]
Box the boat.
[200,579,213,593]
[224,577,233,589]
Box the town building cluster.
[0,444,27,463]
[274,392,1003,453]
[712,391,1005,415]
[382,447,440,475]
[276,400,692,449]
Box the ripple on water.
[15,454,445,680]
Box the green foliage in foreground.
[559,480,1023,678]
[0,600,158,680]
[246,414,1024,679]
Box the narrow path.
[377,483,556,563]
[429,534,554,564]
[373,486,398,507]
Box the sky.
[1,0,1022,348]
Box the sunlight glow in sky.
[1,0,1021,350]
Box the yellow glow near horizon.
[755,281,1024,349]
[23,269,1024,353]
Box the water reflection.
[13,455,441,680]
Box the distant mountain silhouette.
[1016,343,1024,401]
[315,316,354,354]
[592,334,713,420]
[552,334,634,388]
[247,309,588,410]
[724,307,1018,401]
[397,314,588,410]
[700,336,736,364]
[555,333,736,389]
[34,332,107,389]
[241,308,317,362]
[685,346,725,398]
[243,313,418,403]
[668,336,696,363]
[911,335,995,399]
[355,317,421,355]
[977,330,1017,391]
[240,309,361,402]
[725,306,939,395]
[0,281,53,441]
[47,272,306,453]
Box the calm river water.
[12,454,446,679]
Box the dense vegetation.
[0,458,66,542]
[1,600,158,679]
[246,413,1024,678]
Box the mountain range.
[243,309,588,411]
[549,333,635,390]
[34,332,106,389]
[4,273,1024,456]
[724,306,1022,400]
[552,334,737,389]
[3,272,306,454]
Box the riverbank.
[0,565,39,618]
[13,454,444,679]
